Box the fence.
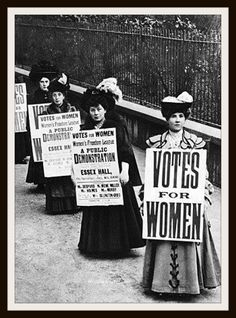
[15,18,221,128]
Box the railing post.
[139,26,144,105]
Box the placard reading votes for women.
[28,103,50,162]
[15,83,27,133]
[39,111,81,177]
[72,128,124,206]
[143,148,207,243]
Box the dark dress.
[30,88,51,105]
[15,133,29,163]
[105,110,142,187]
[26,89,51,186]
[42,102,78,215]
[141,130,221,294]
[78,117,145,255]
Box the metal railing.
[15,19,221,128]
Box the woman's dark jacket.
[28,88,51,105]
[82,116,141,186]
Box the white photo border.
[8,7,229,311]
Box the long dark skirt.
[15,133,28,163]
[78,182,145,255]
[45,176,78,215]
[26,158,45,185]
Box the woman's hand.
[70,165,76,187]
[119,162,129,185]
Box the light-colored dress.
[141,129,221,294]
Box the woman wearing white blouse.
[140,92,221,295]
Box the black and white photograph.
[8,7,228,311]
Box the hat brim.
[48,82,70,93]
[161,102,192,119]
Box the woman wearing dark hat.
[41,73,77,215]
[82,77,142,187]
[95,78,131,131]
[26,61,59,191]
[44,73,75,114]
[27,60,59,104]
[140,92,221,295]
[78,87,145,255]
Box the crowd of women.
[15,60,221,296]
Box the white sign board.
[28,103,50,162]
[15,83,27,132]
[72,128,124,206]
[143,148,207,243]
[39,111,81,177]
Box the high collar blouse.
[146,129,206,150]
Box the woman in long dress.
[78,88,145,255]
[26,61,59,191]
[140,92,221,295]
[42,73,78,215]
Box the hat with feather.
[81,77,123,113]
[161,91,193,120]
[96,77,122,104]
[48,73,70,94]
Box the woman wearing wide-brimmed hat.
[140,92,221,295]
[27,60,59,104]
[95,77,142,186]
[78,81,145,255]
[42,73,78,215]
[26,61,59,191]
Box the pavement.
[12,145,222,308]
